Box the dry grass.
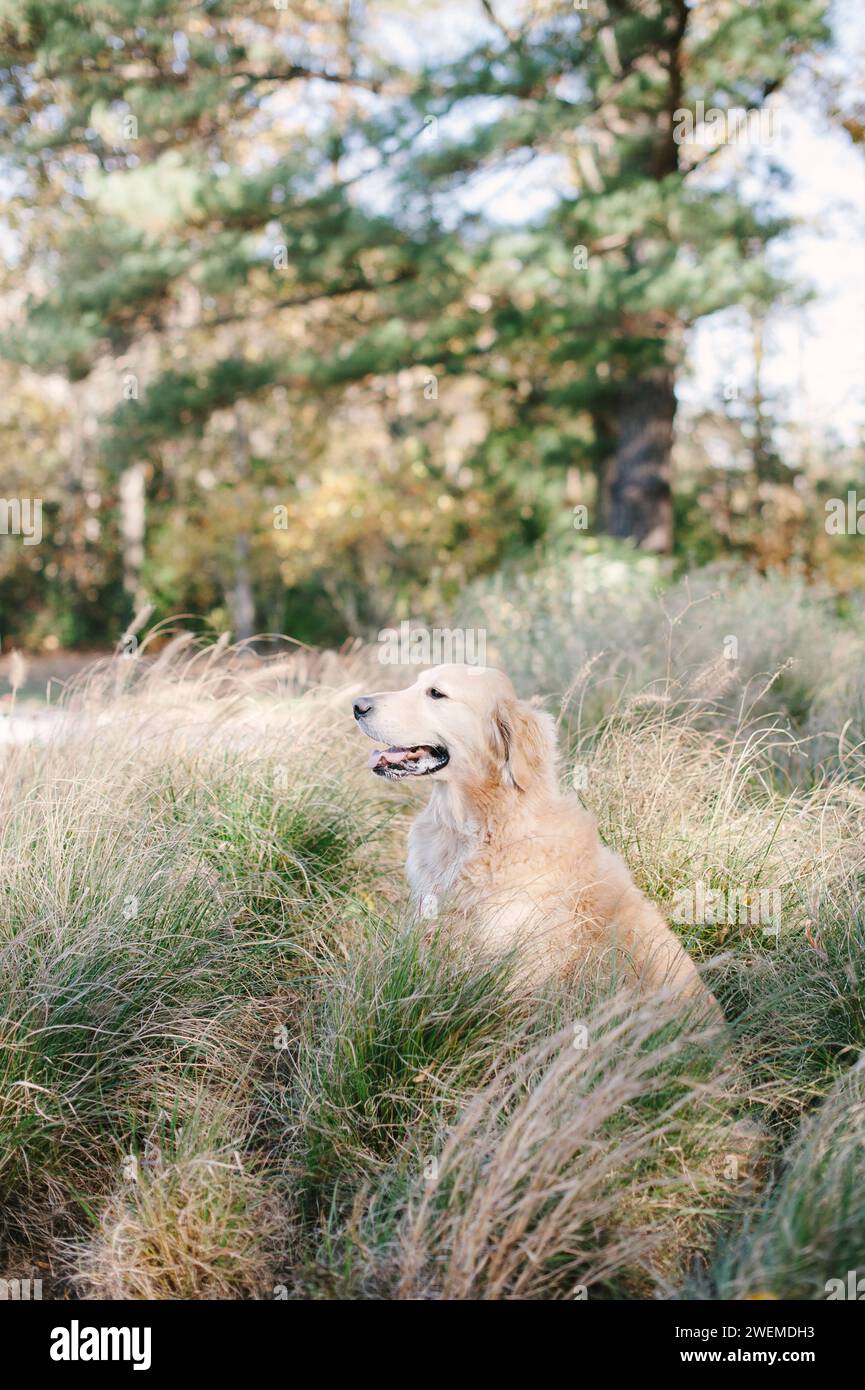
[394,999,734,1301]
[0,568,863,1300]
[70,1096,286,1301]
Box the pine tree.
[394,0,829,550]
[0,0,830,634]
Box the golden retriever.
[353,663,720,1015]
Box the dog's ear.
[490,699,556,791]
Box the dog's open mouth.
[367,744,449,779]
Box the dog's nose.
[353,697,373,720]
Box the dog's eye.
[427,687,447,699]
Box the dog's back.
[412,786,721,1019]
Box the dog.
[353,663,721,1015]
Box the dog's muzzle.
[354,695,449,778]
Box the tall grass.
[712,1062,865,1299]
[0,571,863,1299]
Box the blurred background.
[0,0,863,669]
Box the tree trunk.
[230,532,256,642]
[607,367,675,552]
[601,0,687,555]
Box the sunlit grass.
[0,575,863,1299]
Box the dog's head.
[352,663,556,793]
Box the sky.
[684,16,865,452]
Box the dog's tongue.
[367,745,425,769]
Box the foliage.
[0,0,850,651]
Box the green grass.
[0,568,864,1299]
[296,919,521,1203]
[710,1064,865,1299]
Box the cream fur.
[354,663,720,1015]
